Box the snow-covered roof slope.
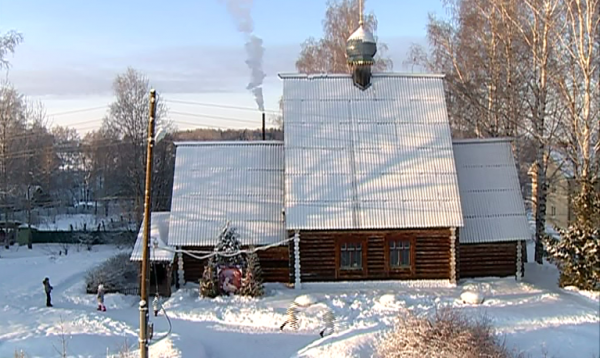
[453,138,531,243]
[279,73,464,230]
[168,141,285,246]
[130,211,173,262]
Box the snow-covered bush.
[460,290,484,304]
[545,181,600,291]
[239,250,264,297]
[85,253,139,294]
[375,308,519,358]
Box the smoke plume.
[222,0,266,111]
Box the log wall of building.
[290,229,452,282]
[181,245,290,284]
[458,241,525,278]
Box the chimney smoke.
[221,0,266,112]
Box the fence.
[106,348,139,358]
[30,230,136,245]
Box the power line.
[47,106,109,117]
[171,111,263,125]
[165,98,277,114]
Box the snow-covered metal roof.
[130,211,173,262]
[453,138,531,243]
[168,141,285,246]
[280,73,464,230]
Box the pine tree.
[200,257,219,298]
[545,179,600,290]
[213,223,246,268]
[240,249,264,297]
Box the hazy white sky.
[0,0,443,134]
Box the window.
[389,240,411,268]
[340,242,363,269]
[550,206,556,217]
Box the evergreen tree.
[240,249,264,297]
[200,257,219,298]
[213,223,246,268]
[545,179,600,290]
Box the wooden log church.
[131,22,531,296]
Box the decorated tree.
[201,223,247,298]
[213,223,246,268]
[200,257,219,298]
[240,249,264,297]
[545,180,600,290]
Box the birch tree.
[503,0,565,264]
[409,0,527,138]
[102,68,169,224]
[555,0,600,187]
[295,0,392,73]
[0,30,22,70]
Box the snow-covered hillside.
[0,243,598,358]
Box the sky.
[0,0,445,134]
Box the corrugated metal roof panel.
[130,212,173,262]
[453,139,531,243]
[461,217,532,243]
[282,74,464,230]
[168,142,285,246]
[285,202,354,230]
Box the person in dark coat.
[43,277,53,307]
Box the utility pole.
[139,89,157,358]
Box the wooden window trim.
[384,235,416,274]
[335,236,368,278]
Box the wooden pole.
[139,89,157,358]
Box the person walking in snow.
[96,284,106,311]
[97,284,106,311]
[43,277,53,307]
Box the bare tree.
[555,0,600,187]
[0,84,27,247]
[51,126,82,206]
[0,30,22,70]
[409,0,528,138]
[151,134,176,212]
[81,128,123,215]
[500,0,565,264]
[413,0,567,264]
[102,68,169,224]
[295,0,392,73]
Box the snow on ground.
[0,243,598,358]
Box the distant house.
[528,154,576,230]
[528,152,600,232]
[131,23,531,295]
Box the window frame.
[384,236,416,274]
[335,237,368,278]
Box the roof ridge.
[452,137,514,144]
[174,140,284,147]
[278,73,445,79]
